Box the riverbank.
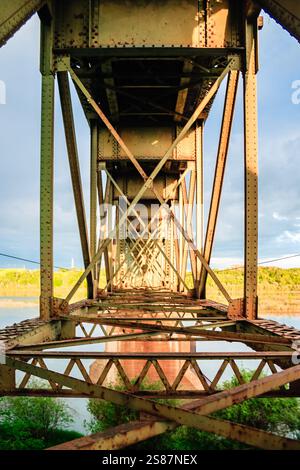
[0,267,299,314]
[191,266,300,315]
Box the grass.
[0,268,87,302]
[187,267,300,314]
[0,267,299,314]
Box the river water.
[0,297,299,433]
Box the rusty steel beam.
[69,316,227,323]
[103,169,190,291]
[199,71,239,298]
[181,169,197,287]
[3,321,62,351]
[195,123,204,288]
[11,330,167,351]
[100,176,113,288]
[57,72,94,299]
[104,167,189,290]
[48,420,175,451]
[61,314,292,346]
[8,351,294,360]
[257,0,300,42]
[56,58,234,304]
[39,17,54,320]
[0,0,47,47]
[103,81,189,122]
[6,357,300,450]
[90,120,98,294]
[7,353,293,396]
[244,18,259,319]
[55,47,244,59]
[5,388,300,399]
[44,413,281,450]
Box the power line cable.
[217,253,300,271]
[0,252,68,271]
[0,251,299,272]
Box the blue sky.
[0,12,299,270]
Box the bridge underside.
[1,290,300,450]
[0,0,300,451]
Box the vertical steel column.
[97,169,110,289]
[115,200,120,286]
[173,203,180,292]
[244,19,259,319]
[179,184,184,292]
[90,120,98,297]
[164,177,171,289]
[170,206,175,291]
[107,180,114,287]
[196,123,203,296]
[181,168,197,288]
[40,18,54,320]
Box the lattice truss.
[1,292,300,450]
[0,0,300,452]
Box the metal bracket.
[55,55,71,73]
[52,297,69,316]
[228,298,244,319]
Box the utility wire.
[217,253,300,271]
[0,252,68,271]
[258,253,300,265]
[0,251,299,272]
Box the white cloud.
[277,230,300,243]
[272,212,288,221]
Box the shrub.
[0,392,81,450]
[86,370,300,450]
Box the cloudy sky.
[0,12,299,270]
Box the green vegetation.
[0,268,88,302]
[86,371,300,450]
[86,380,179,434]
[0,373,300,450]
[186,266,300,314]
[0,267,299,313]
[0,394,82,450]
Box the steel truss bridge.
[0,0,300,451]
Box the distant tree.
[0,390,81,449]
[214,371,300,438]
[86,379,179,433]
[87,398,138,433]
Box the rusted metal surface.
[257,0,300,42]
[0,0,46,47]
[5,357,300,450]
[243,17,259,320]
[0,319,60,350]
[48,420,175,451]
[57,72,94,298]
[247,319,300,343]
[1,0,300,450]
[199,71,239,298]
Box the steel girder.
[0,0,300,451]
[0,0,47,47]
[257,0,300,42]
[1,294,300,450]
[3,355,300,450]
